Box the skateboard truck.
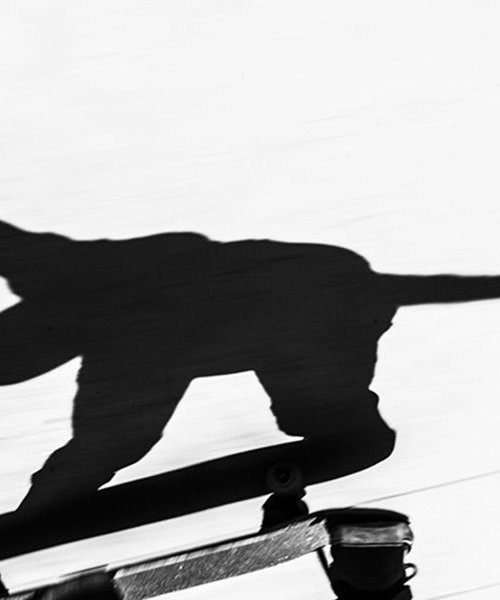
[261,462,417,599]
[325,513,417,599]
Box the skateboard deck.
[0,436,390,559]
[0,509,413,600]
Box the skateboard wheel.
[265,462,303,494]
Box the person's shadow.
[1,219,500,523]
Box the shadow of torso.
[59,236,396,383]
[0,226,398,512]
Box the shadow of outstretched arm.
[378,273,500,306]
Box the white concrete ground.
[0,2,500,598]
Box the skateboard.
[0,507,416,600]
[0,436,392,559]
[0,438,416,599]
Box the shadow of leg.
[17,366,189,516]
[256,361,395,477]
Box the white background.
[0,2,500,598]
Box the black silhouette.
[1,219,500,516]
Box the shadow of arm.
[378,273,500,306]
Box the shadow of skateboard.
[0,435,391,560]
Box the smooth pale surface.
[0,1,500,599]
